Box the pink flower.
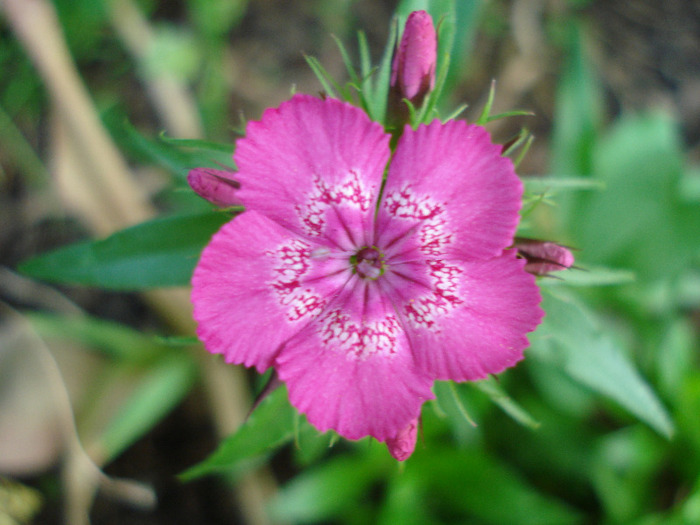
[391,11,437,106]
[187,167,242,208]
[191,94,543,458]
[515,238,575,276]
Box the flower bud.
[385,418,418,461]
[515,238,575,276]
[387,11,437,127]
[187,167,242,208]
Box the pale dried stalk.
[107,0,204,138]
[2,0,276,523]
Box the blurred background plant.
[1,0,699,524]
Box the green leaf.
[108,116,234,180]
[304,55,340,98]
[532,291,674,438]
[538,265,636,287]
[523,176,605,193]
[159,134,235,155]
[19,211,230,289]
[378,475,432,525]
[365,18,397,123]
[27,312,169,362]
[473,377,540,429]
[180,386,296,481]
[98,355,197,462]
[269,451,386,523]
[409,450,583,525]
[570,112,700,281]
[550,21,602,177]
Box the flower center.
[351,246,385,280]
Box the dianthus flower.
[191,94,543,459]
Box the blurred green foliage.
[4,0,700,523]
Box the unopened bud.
[187,167,242,208]
[515,238,575,276]
[388,11,437,127]
[385,418,418,461]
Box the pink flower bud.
[385,418,418,461]
[391,11,437,106]
[187,167,242,208]
[515,238,575,276]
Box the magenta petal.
[275,278,434,442]
[385,418,418,461]
[192,211,347,372]
[376,120,522,261]
[234,95,391,245]
[386,250,543,381]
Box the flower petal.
[375,120,522,261]
[275,277,434,442]
[192,211,349,372]
[383,250,543,381]
[234,95,391,245]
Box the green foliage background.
[2,0,700,523]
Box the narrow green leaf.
[524,177,605,193]
[441,102,468,122]
[99,355,197,462]
[304,55,339,98]
[357,31,373,102]
[331,34,360,87]
[475,79,496,125]
[533,291,675,438]
[486,109,535,123]
[473,377,540,429]
[180,386,296,481]
[538,266,636,287]
[417,50,450,124]
[158,134,235,155]
[550,21,602,177]
[108,117,232,180]
[27,312,168,362]
[366,17,398,124]
[19,211,230,289]
[512,134,534,169]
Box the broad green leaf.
[19,212,230,289]
[378,475,434,525]
[591,427,666,522]
[408,450,583,525]
[655,320,696,403]
[98,355,197,462]
[180,386,296,481]
[532,291,674,438]
[571,112,700,281]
